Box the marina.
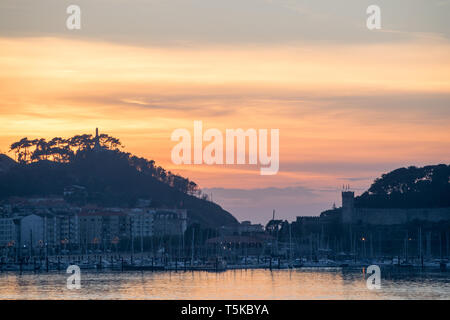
[1,254,448,273]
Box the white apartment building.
[0,218,17,247]
[129,208,155,239]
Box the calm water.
[0,269,449,300]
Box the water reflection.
[0,269,449,299]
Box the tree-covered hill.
[0,132,238,228]
[355,164,450,208]
[0,154,15,173]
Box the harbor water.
[0,268,449,299]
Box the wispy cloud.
[1,0,449,45]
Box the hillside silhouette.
[355,164,450,208]
[0,153,15,173]
[0,132,238,228]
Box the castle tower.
[341,190,355,224]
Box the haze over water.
[0,269,449,300]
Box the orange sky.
[1,36,449,221]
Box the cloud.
[0,0,449,46]
[60,93,240,117]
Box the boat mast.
[140,214,144,256]
[130,217,134,263]
[289,223,292,262]
[191,227,195,265]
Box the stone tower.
[93,128,101,151]
[341,190,355,224]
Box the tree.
[355,164,450,208]
[9,137,36,163]
[31,138,49,161]
[99,134,122,150]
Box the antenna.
[272,209,275,221]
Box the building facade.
[341,191,450,225]
[78,211,129,250]
[153,209,187,236]
[129,208,155,238]
[0,218,16,247]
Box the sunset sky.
[1,0,449,223]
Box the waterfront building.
[0,217,16,247]
[152,209,187,236]
[78,210,129,251]
[55,213,79,249]
[238,221,264,234]
[18,214,45,250]
[129,208,155,238]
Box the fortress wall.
[354,207,450,225]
